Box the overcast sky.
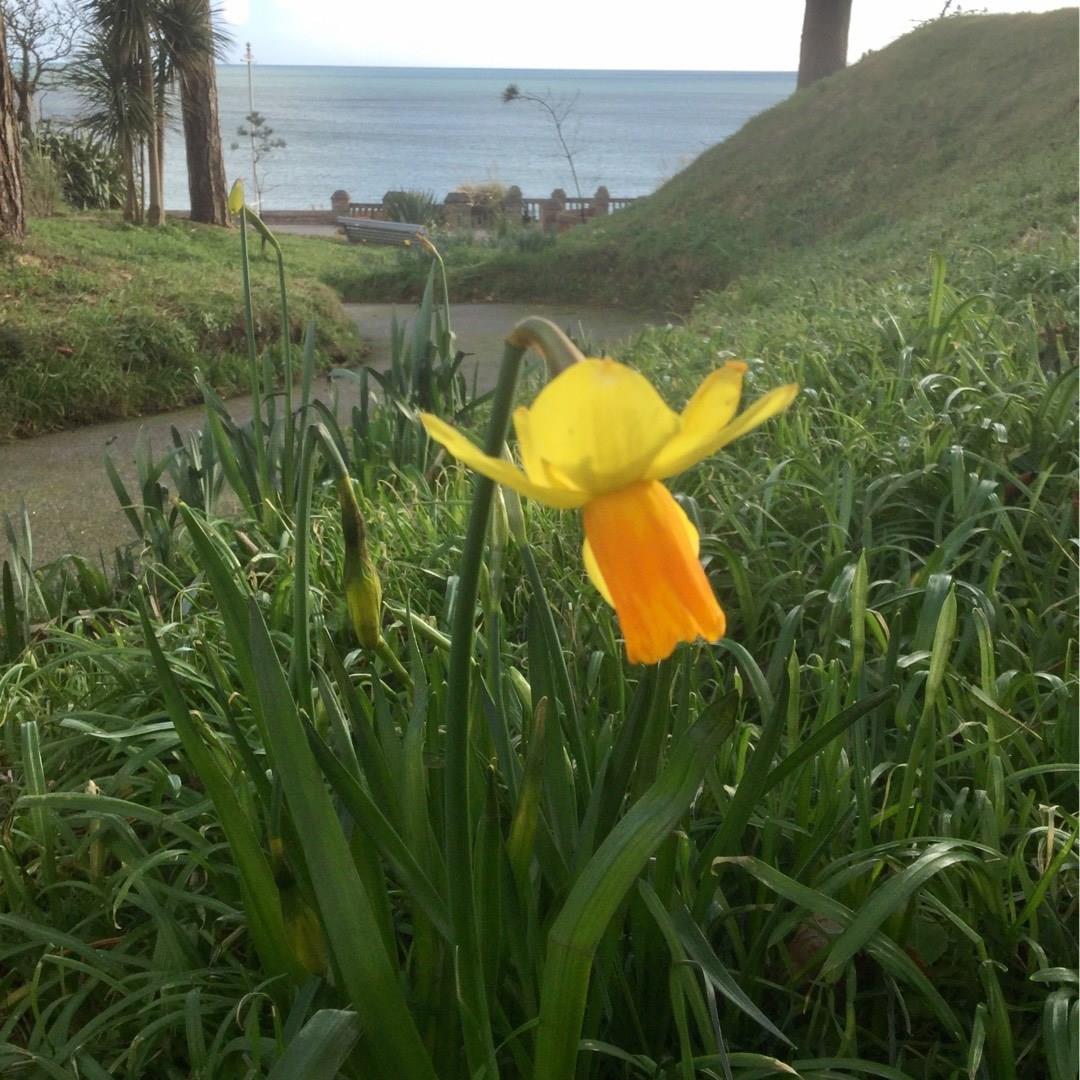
[218,2,1072,68]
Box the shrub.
[456,181,506,208]
[32,125,125,211]
[383,189,441,227]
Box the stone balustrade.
[330,185,638,232]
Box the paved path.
[0,302,656,565]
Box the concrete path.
[0,302,656,565]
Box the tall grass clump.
[0,202,1075,1079]
[383,189,441,227]
[31,126,125,212]
[19,143,66,218]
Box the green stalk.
[238,208,270,523]
[243,205,295,509]
[276,247,294,510]
[443,338,525,1079]
[441,316,583,1077]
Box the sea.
[38,66,796,211]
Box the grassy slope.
[355,9,1078,311]
[0,216,388,439]
[1,178,1075,1080]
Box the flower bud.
[228,180,245,215]
[338,478,382,648]
[281,885,328,975]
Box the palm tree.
[1,7,27,238]
[69,28,154,222]
[157,0,230,224]
[87,0,164,224]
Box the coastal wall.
[169,185,637,231]
[332,185,638,232]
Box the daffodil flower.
[421,359,797,664]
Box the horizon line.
[215,61,799,75]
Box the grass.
[0,9,1076,1077]
[0,214,395,440]
[0,212,1075,1077]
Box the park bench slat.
[336,216,429,246]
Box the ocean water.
[40,66,795,211]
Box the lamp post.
[243,42,259,212]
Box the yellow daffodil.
[421,358,797,664]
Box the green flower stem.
[505,316,585,376]
[444,338,526,1079]
[443,316,583,1078]
[375,638,413,687]
[238,208,270,523]
[242,205,295,510]
[275,245,294,510]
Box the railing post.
[331,189,351,216]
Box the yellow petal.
[420,412,588,509]
[526,358,680,495]
[583,480,725,664]
[513,406,585,497]
[583,494,700,608]
[648,380,799,480]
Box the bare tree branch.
[502,83,585,207]
[1,0,87,131]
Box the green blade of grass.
[819,841,985,978]
[716,855,964,1039]
[267,1009,362,1080]
[304,718,453,940]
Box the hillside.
[0,217,371,439]
[381,9,1078,311]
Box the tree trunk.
[0,12,25,241]
[121,131,137,222]
[141,47,163,225]
[155,92,166,215]
[181,60,228,225]
[15,48,32,136]
[797,0,853,90]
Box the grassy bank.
[0,215,386,440]
[342,10,1078,312]
[0,211,1075,1077]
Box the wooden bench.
[336,216,430,247]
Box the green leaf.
[716,855,963,1040]
[246,599,436,1080]
[268,1009,362,1080]
[104,452,144,540]
[669,906,792,1046]
[2,560,24,662]
[1042,986,1079,1080]
[137,598,302,984]
[304,718,452,940]
[533,694,737,1080]
[820,841,984,977]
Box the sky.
[218,1,1073,69]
